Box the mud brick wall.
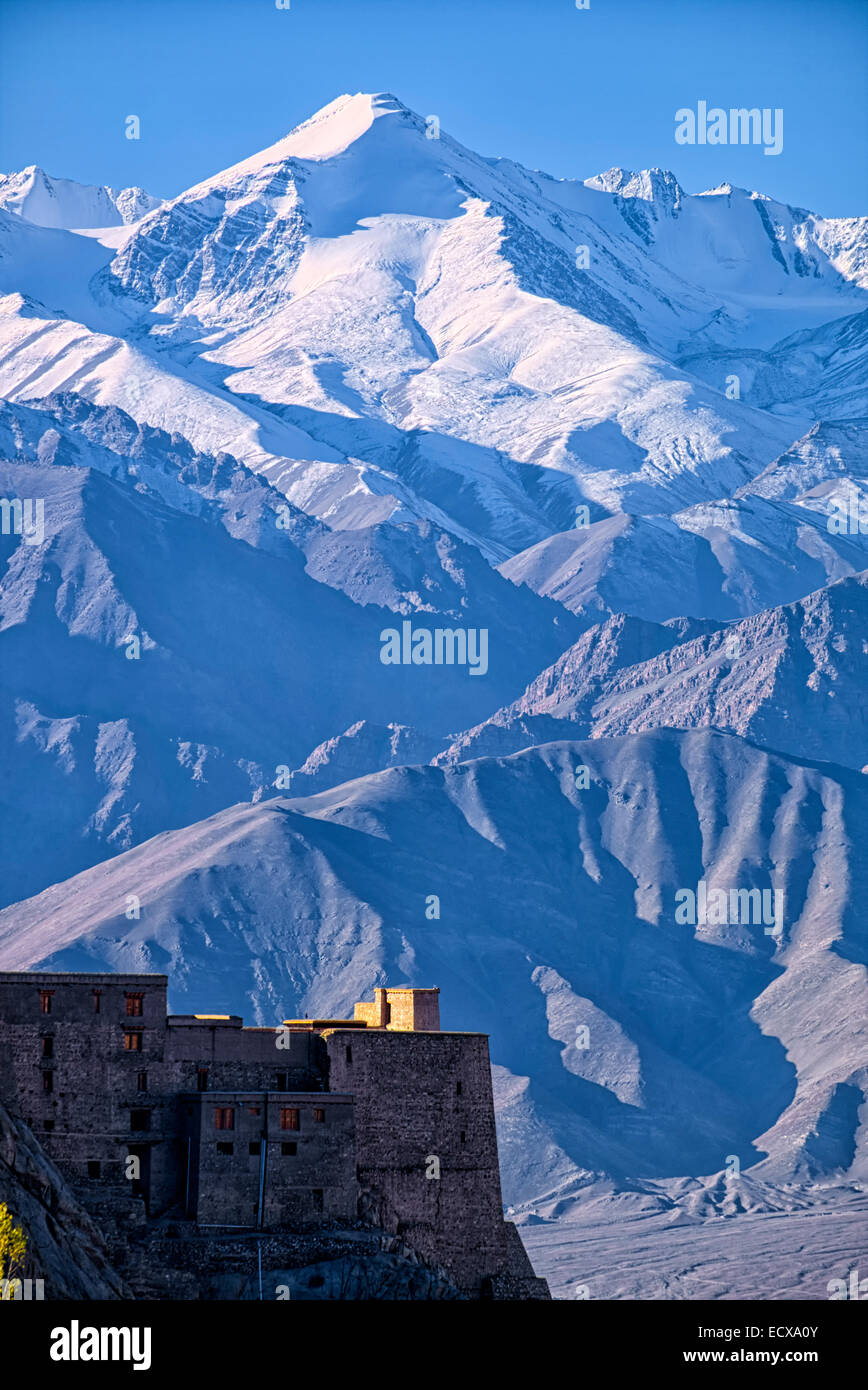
[382,988,441,1031]
[165,1020,324,1094]
[0,976,328,1216]
[353,987,440,1031]
[0,973,170,1191]
[183,1091,355,1226]
[323,1028,511,1292]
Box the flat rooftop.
[0,972,168,984]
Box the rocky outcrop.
[0,1100,130,1298]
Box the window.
[460,1131,466,1144]
[38,990,53,1015]
[130,1110,149,1132]
[280,1107,299,1131]
[249,1142,261,1156]
[41,1036,54,1059]
[136,1071,147,1092]
[124,1031,142,1052]
[214,1107,234,1131]
[275,1072,288,1091]
[125,993,144,1017]
[42,1072,53,1093]
[87,1161,100,1179]
[196,1069,208,1092]
[312,1189,324,1212]
[248,1106,260,1117]
[313,1108,325,1124]
[456,1081,463,1096]
[281,1142,297,1157]
[92,990,102,1014]
[44,1120,54,1133]
[216,1142,234,1155]
[345,1045,353,1063]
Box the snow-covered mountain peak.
[283,90,416,155]
[177,91,428,202]
[697,182,748,198]
[585,166,685,210]
[0,164,160,229]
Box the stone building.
[0,972,548,1298]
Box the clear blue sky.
[1,0,865,215]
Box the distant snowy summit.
[0,164,161,229]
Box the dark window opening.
[196,1068,208,1092]
[248,1106,260,1117]
[125,993,144,1017]
[123,1031,142,1052]
[460,1131,466,1144]
[136,1071,147,1092]
[44,1120,54,1133]
[130,1109,149,1132]
[249,1142,261,1156]
[41,1036,54,1058]
[314,1108,325,1123]
[276,1072,288,1091]
[281,1142,297,1157]
[214,1107,234,1131]
[92,990,102,1013]
[280,1107,299,1131]
[456,1081,463,1095]
[42,1072,53,1093]
[345,1045,353,1063]
[216,1142,234,1155]
[312,1189,324,1212]
[39,990,53,1015]
[87,1161,100,1179]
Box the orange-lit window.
[124,1031,143,1052]
[280,1108,299,1131]
[314,1108,325,1123]
[125,994,144,1017]
[214,1107,234,1131]
[39,990,54,1015]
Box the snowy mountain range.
[1,92,867,1290]
[0,165,161,230]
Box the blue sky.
[1,0,865,215]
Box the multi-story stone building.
[0,972,548,1298]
